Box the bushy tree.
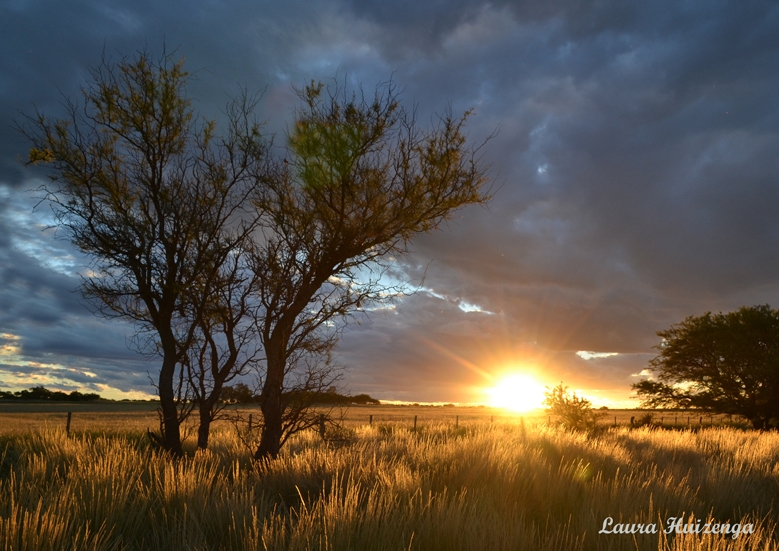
[250,81,491,460]
[220,383,255,404]
[633,305,779,429]
[23,50,269,455]
[543,383,603,431]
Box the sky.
[1,0,778,407]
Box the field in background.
[0,418,777,551]
[0,402,743,435]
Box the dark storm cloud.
[360,0,779,343]
[1,0,359,178]
[1,0,778,401]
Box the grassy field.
[0,406,776,550]
[0,402,741,435]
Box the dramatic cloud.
[1,0,777,403]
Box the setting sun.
[487,374,547,412]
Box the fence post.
[614,416,617,427]
[66,411,72,435]
[413,415,417,431]
[248,414,253,431]
[369,414,373,426]
[319,414,326,439]
[699,416,703,425]
[455,415,459,428]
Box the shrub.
[543,383,604,432]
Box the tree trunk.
[158,353,183,456]
[196,388,224,450]
[197,404,212,450]
[254,346,285,461]
[194,366,232,450]
[255,396,283,460]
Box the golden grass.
[1,420,777,550]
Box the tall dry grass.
[1,422,777,550]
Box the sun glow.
[487,374,547,412]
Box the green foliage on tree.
[543,383,604,431]
[633,305,779,429]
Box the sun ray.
[417,336,496,382]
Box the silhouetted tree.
[633,305,779,429]
[346,393,380,405]
[250,80,491,460]
[23,50,269,455]
[7,386,101,401]
[220,382,255,404]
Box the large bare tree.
[23,50,269,455]
[251,81,492,460]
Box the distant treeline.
[0,384,379,405]
[0,386,101,401]
[221,383,380,405]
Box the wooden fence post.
[369,414,373,426]
[455,415,459,428]
[614,416,617,427]
[248,414,253,431]
[66,411,72,435]
[413,415,417,431]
